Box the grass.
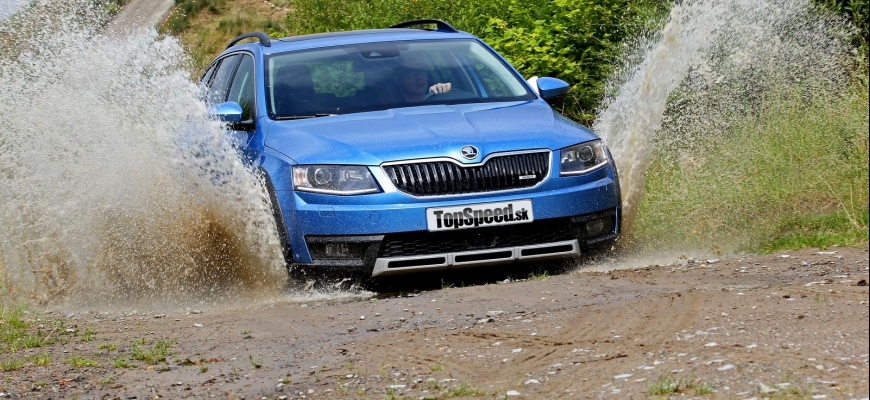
[634,80,869,254]
[528,270,550,280]
[65,356,98,368]
[1,358,25,371]
[131,339,173,365]
[430,364,445,372]
[1,305,57,354]
[30,352,52,367]
[99,342,118,352]
[113,357,136,369]
[249,354,263,369]
[80,328,95,342]
[647,373,715,396]
[762,210,870,252]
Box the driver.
[392,56,451,103]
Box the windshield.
[264,39,536,119]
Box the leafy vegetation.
[818,0,868,51]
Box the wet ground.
[2,246,868,399]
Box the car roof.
[223,28,478,56]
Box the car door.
[225,54,257,150]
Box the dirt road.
[106,0,174,32]
[2,246,868,399]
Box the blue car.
[202,20,621,278]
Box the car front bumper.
[274,163,620,276]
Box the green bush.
[817,0,868,50]
[481,0,666,122]
[284,0,508,36]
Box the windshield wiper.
[274,113,336,120]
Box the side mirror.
[536,77,570,101]
[208,101,243,123]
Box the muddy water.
[594,0,853,238]
[0,0,287,308]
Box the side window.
[227,55,256,121]
[200,62,217,86]
[207,54,240,105]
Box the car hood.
[264,100,599,165]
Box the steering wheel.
[421,91,438,103]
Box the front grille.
[379,218,574,258]
[383,151,550,196]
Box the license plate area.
[426,200,534,232]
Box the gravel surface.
[1,246,868,399]
[106,0,174,32]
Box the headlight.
[292,165,380,195]
[560,140,608,175]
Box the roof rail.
[226,32,271,49]
[389,19,458,33]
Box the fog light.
[325,243,350,257]
[583,217,613,237]
[309,242,369,260]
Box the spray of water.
[0,0,288,308]
[594,0,854,241]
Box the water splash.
[594,0,854,240]
[0,0,288,308]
